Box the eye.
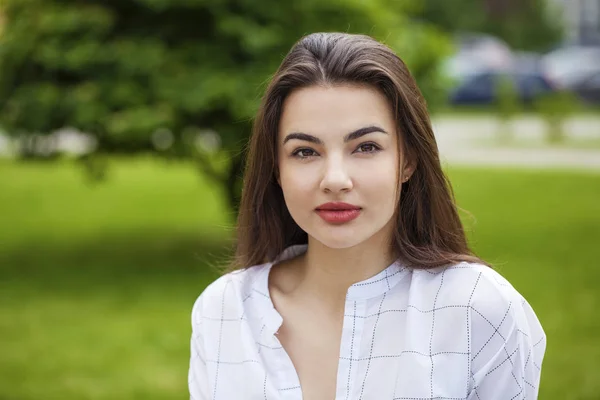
[354,142,381,154]
[292,148,318,159]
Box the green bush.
[534,90,582,144]
[493,74,520,142]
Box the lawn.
[1,157,599,399]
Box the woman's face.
[277,84,412,249]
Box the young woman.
[188,32,546,400]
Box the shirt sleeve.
[189,295,210,400]
[467,271,547,399]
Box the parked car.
[449,70,556,106]
[571,71,600,104]
[442,33,513,84]
[512,51,543,73]
[541,46,600,89]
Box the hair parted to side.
[230,32,487,271]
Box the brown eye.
[293,148,318,158]
[355,143,381,153]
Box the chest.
[203,297,473,399]
[275,302,344,400]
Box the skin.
[270,84,415,399]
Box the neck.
[296,226,396,307]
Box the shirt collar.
[254,244,408,334]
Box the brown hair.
[230,32,486,271]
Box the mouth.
[315,202,362,224]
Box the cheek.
[360,172,398,201]
[356,154,398,187]
[279,163,318,202]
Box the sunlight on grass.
[0,156,234,248]
[448,166,600,399]
[1,158,599,399]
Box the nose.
[319,154,353,193]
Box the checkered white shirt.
[189,245,546,399]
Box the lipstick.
[315,202,361,224]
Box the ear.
[275,169,281,186]
[401,156,417,183]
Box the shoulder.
[411,262,545,343]
[411,262,530,312]
[191,264,270,323]
[412,262,546,371]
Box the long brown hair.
[230,32,486,271]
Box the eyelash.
[356,142,381,153]
[291,142,382,159]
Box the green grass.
[1,157,599,399]
[0,157,232,400]
[449,166,600,400]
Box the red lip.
[315,202,362,224]
[316,202,361,211]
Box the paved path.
[432,115,600,170]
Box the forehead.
[278,84,396,139]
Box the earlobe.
[401,159,417,182]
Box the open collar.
[253,244,408,335]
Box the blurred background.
[0,0,599,399]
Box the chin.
[309,226,374,249]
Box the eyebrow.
[282,125,388,145]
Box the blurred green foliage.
[0,0,450,207]
[535,90,582,144]
[416,0,563,51]
[494,74,520,141]
[1,158,599,399]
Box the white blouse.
[189,245,546,399]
